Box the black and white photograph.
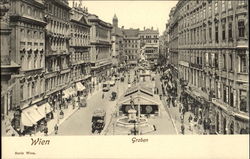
[1,0,249,158]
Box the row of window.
[50,40,68,52]
[140,35,158,39]
[181,67,248,113]
[20,3,43,20]
[20,53,44,70]
[125,40,139,43]
[47,3,69,21]
[20,29,44,40]
[125,50,139,54]
[70,52,90,63]
[180,1,246,27]
[124,44,138,48]
[20,79,44,101]
[46,57,69,72]
[179,18,246,46]
[179,50,247,73]
[45,73,70,91]
[71,66,90,79]
[47,20,69,35]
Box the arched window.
[21,4,25,14]
[27,6,31,16]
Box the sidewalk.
[162,95,205,135]
[36,102,79,136]
[156,74,204,135]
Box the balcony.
[190,63,202,69]
[237,72,248,83]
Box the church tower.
[113,14,118,28]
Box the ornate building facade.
[111,14,124,69]
[168,0,249,134]
[122,28,140,66]
[139,27,159,66]
[69,4,91,93]
[88,14,112,87]
[44,0,71,103]
[8,0,47,132]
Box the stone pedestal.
[128,109,137,122]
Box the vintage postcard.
[1,0,249,158]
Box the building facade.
[8,0,47,132]
[111,14,125,69]
[88,14,112,87]
[69,4,91,93]
[122,28,140,66]
[139,28,159,66]
[170,0,249,134]
[44,0,71,103]
[168,6,179,84]
[1,1,20,120]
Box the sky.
[69,1,178,35]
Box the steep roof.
[118,84,160,105]
[122,29,140,37]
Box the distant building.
[122,28,141,66]
[111,14,124,70]
[139,28,159,66]
[88,14,113,86]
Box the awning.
[37,103,52,116]
[21,113,36,127]
[21,105,44,126]
[68,87,75,96]
[62,89,70,99]
[76,82,86,91]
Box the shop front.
[20,104,45,135]
[234,113,249,134]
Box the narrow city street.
[53,69,178,135]
[55,72,131,135]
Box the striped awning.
[21,105,44,126]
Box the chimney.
[151,27,153,30]
[144,27,145,30]
[122,26,124,29]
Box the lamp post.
[137,96,140,135]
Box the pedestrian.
[44,126,48,136]
[181,124,185,135]
[102,93,105,99]
[188,114,193,123]
[189,118,193,131]
[180,114,184,124]
[54,124,58,135]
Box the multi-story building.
[122,28,140,66]
[111,14,124,70]
[163,23,170,65]
[139,27,159,66]
[7,0,47,132]
[170,0,249,134]
[44,0,71,104]
[168,6,179,81]
[69,4,91,93]
[1,1,20,122]
[88,14,112,87]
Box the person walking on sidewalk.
[44,126,48,136]
[188,114,193,123]
[181,124,185,135]
[54,124,59,135]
